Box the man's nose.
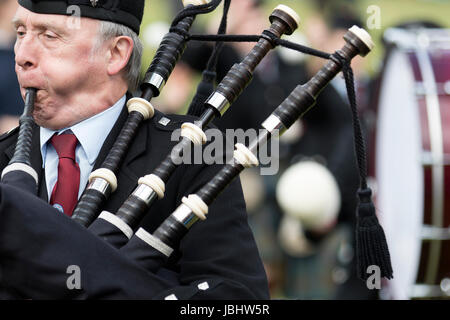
[15,34,38,71]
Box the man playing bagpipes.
[0,0,392,300]
[0,0,270,299]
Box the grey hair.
[96,20,143,92]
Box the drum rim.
[375,48,424,300]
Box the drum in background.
[375,27,450,299]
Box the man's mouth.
[21,87,43,99]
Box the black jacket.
[0,104,269,299]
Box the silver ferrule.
[87,177,112,196]
[206,91,230,116]
[147,72,166,94]
[132,184,158,205]
[172,203,199,229]
[262,114,287,136]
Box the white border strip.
[1,163,38,184]
[135,228,174,257]
[98,211,133,240]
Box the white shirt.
[40,95,126,200]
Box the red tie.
[49,133,80,216]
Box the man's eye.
[44,33,57,40]
[16,30,26,37]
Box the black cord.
[171,0,223,27]
[331,53,367,190]
[187,0,231,117]
[187,33,332,60]
[277,38,331,60]
[206,0,231,71]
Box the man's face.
[13,6,110,130]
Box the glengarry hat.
[18,0,145,34]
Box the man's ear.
[107,36,133,76]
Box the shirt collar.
[40,95,126,165]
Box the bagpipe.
[85,2,299,248]
[1,88,37,192]
[0,0,392,298]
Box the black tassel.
[355,188,393,280]
[334,55,393,282]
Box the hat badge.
[90,0,99,7]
